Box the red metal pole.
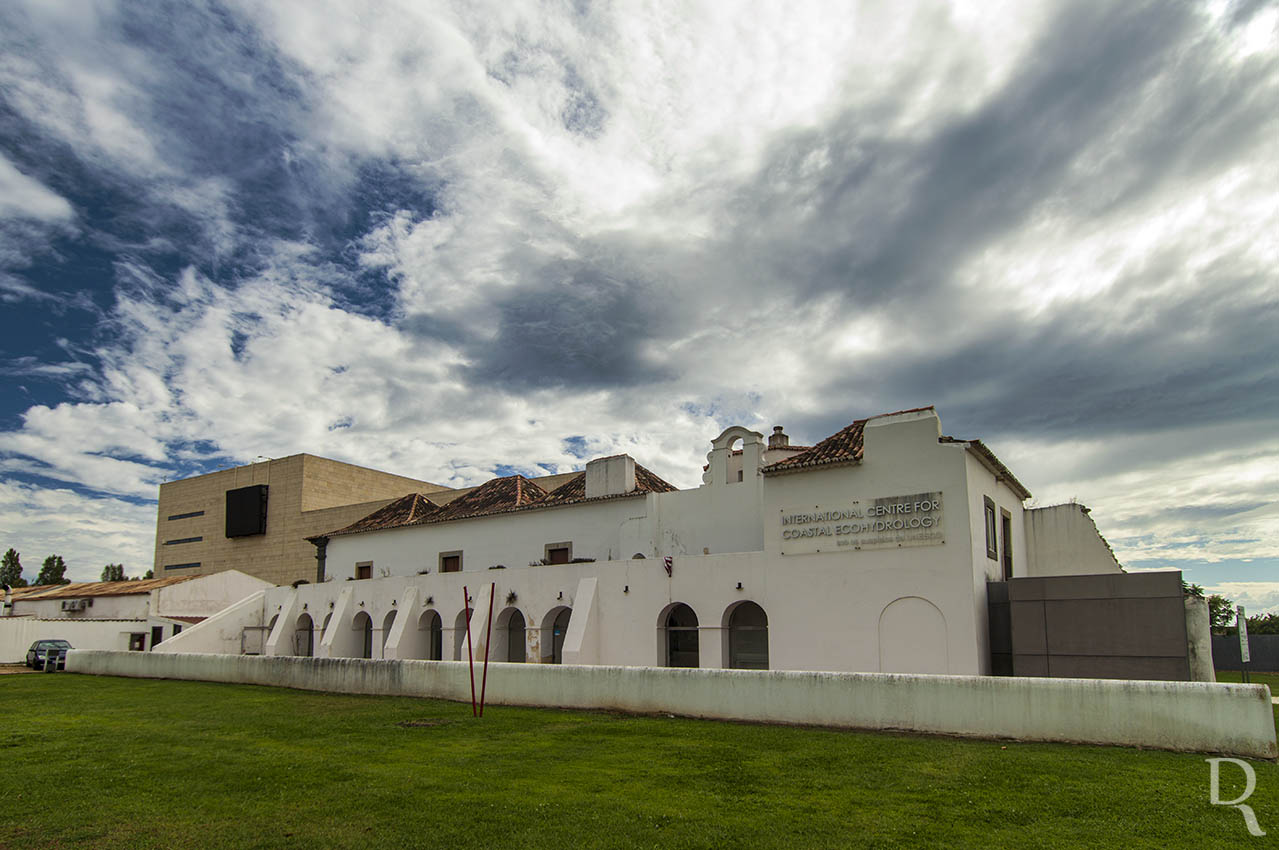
[463,585,477,717]
[479,582,495,717]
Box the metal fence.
[1211,634,1279,672]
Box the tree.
[1207,594,1235,634]
[101,563,126,582]
[35,555,70,586]
[141,569,154,580]
[1246,613,1279,635]
[0,548,26,588]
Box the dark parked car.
[26,639,72,670]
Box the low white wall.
[0,619,145,662]
[66,650,1277,759]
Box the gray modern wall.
[988,572,1191,681]
[1212,634,1279,672]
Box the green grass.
[1216,669,1279,691]
[1,675,1275,849]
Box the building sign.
[780,492,944,555]
[1238,605,1250,663]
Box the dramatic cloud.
[0,0,1275,597]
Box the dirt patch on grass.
[397,718,454,728]
[0,665,36,675]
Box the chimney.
[585,454,636,499]
[769,426,789,449]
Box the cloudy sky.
[0,0,1275,608]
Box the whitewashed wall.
[13,594,150,620]
[151,570,271,617]
[325,497,650,580]
[0,618,145,662]
[1025,503,1123,576]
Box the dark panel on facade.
[986,581,1012,676]
[226,485,269,538]
[988,571,1190,681]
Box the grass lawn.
[1,675,1275,849]
[1216,669,1279,691]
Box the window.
[163,536,203,545]
[439,551,462,573]
[355,562,372,580]
[1000,509,1013,580]
[664,603,700,668]
[727,602,769,670]
[167,510,205,521]
[163,562,201,571]
[544,542,572,565]
[983,497,998,561]
[173,624,183,636]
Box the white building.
[160,407,1121,675]
[1,571,271,661]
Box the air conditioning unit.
[61,599,88,611]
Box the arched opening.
[662,603,699,667]
[725,601,768,670]
[878,597,948,674]
[352,611,373,659]
[381,610,397,654]
[504,609,526,663]
[452,609,473,661]
[541,606,572,664]
[416,609,442,661]
[294,613,314,657]
[727,437,744,483]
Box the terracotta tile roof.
[539,463,678,506]
[635,464,679,495]
[763,407,938,475]
[939,437,1032,500]
[318,463,680,538]
[538,472,586,505]
[433,475,548,522]
[319,493,441,539]
[162,615,207,624]
[764,420,867,473]
[11,576,198,600]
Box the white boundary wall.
[0,619,145,662]
[66,650,1276,759]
